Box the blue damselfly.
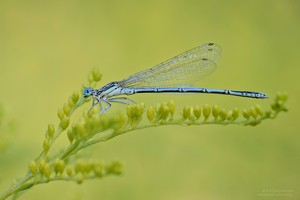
[83,43,268,114]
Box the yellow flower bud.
[43,138,50,152]
[57,107,65,121]
[107,161,122,175]
[75,159,85,173]
[29,161,37,175]
[76,121,86,138]
[76,174,84,184]
[137,103,145,116]
[63,103,71,116]
[242,109,250,120]
[68,97,75,109]
[66,165,74,177]
[212,105,219,119]
[183,105,191,119]
[160,103,169,120]
[43,163,51,178]
[60,116,70,130]
[193,105,201,119]
[203,104,211,119]
[250,107,258,118]
[67,129,74,143]
[220,109,227,120]
[255,105,264,116]
[92,69,102,82]
[47,124,55,138]
[147,106,155,122]
[72,91,80,103]
[39,159,46,174]
[227,110,233,121]
[54,159,65,175]
[127,105,132,118]
[93,161,104,177]
[232,108,239,120]
[168,100,175,117]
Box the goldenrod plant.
[0,69,288,200]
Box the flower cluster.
[29,158,122,184]
[0,68,288,200]
[144,92,287,127]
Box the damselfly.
[83,43,268,114]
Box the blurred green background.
[0,0,299,199]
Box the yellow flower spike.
[242,109,251,120]
[250,107,258,118]
[183,105,191,119]
[212,105,220,119]
[168,100,175,117]
[72,91,80,104]
[203,104,211,120]
[219,109,228,121]
[232,108,239,120]
[43,163,51,179]
[54,159,65,175]
[63,103,71,116]
[43,138,50,152]
[57,107,65,121]
[193,105,201,119]
[29,161,37,176]
[147,106,155,122]
[66,165,74,177]
[255,105,264,116]
[47,124,55,138]
[59,116,70,130]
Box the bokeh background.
[1,0,299,199]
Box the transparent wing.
[119,43,222,88]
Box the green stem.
[0,173,33,200]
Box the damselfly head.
[83,87,94,98]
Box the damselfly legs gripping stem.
[83,43,268,114]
